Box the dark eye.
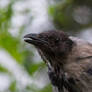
[55,38,60,43]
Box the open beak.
[24,33,47,46]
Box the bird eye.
[55,38,60,43]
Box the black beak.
[24,33,47,46]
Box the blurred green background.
[0,0,92,92]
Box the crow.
[24,30,92,92]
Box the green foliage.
[0,1,30,63]
[39,84,52,92]
[0,2,13,31]
[0,1,51,92]
[25,61,45,75]
[9,81,17,92]
[0,65,8,72]
[0,32,22,63]
[26,84,52,92]
[48,0,92,32]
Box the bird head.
[24,30,74,65]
